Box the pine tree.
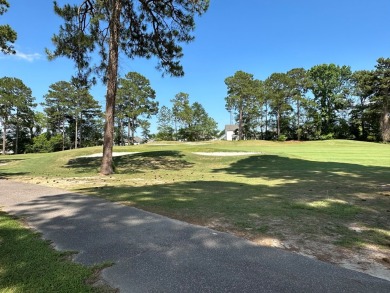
[48,0,209,174]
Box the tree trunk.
[381,96,390,142]
[15,122,19,154]
[127,119,131,145]
[100,0,121,175]
[62,118,65,151]
[119,119,124,146]
[29,126,34,140]
[75,115,78,149]
[130,119,135,145]
[174,118,177,141]
[360,98,367,140]
[265,103,268,140]
[297,99,301,141]
[238,106,243,140]
[2,119,6,155]
[260,116,264,140]
[79,113,82,148]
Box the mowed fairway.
[1,140,389,278]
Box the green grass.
[0,211,113,293]
[1,140,390,260]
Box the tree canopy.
[264,72,292,138]
[373,58,390,142]
[158,93,217,141]
[0,77,35,154]
[223,60,389,142]
[43,80,101,150]
[157,105,174,141]
[225,71,262,140]
[116,72,158,145]
[0,0,17,54]
[308,64,352,135]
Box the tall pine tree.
[48,0,209,174]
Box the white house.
[225,125,238,141]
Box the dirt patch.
[205,219,390,282]
[281,238,390,281]
[269,237,389,281]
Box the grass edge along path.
[0,211,117,293]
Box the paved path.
[0,179,389,292]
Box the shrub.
[29,134,52,153]
[320,133,334,140]
[29,134,64,153]
[277,134,288,142]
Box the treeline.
[0,72,160,154]
[0,71,218,154]
[156,92,218,141]
[2,57,389,154]
[0,77,104,154]
[225,58,390,142]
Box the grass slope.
[1,140,389,275]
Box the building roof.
[225,125,238,131]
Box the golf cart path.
[0,179,389,292]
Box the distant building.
[225,125,238,141]
[133,136,142,145]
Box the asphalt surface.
[0,179,389,292]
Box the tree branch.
[78,0,95,31]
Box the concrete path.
[0,179,389,292]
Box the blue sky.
[1,0,390,133]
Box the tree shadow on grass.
[0,158,24,161]
[65,151,193,174]
[76,175,390,251]
[0,158,29,179]
[64,157,102,173]
[114,151,193,173]
[212,154,390,202]
[213,154,389,184]
[0,158,25,165]
[0,172,30,179]
[210,154,390,248]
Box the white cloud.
[13,50,42,62]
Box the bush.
[320,133,334,140]
[155,128,174,141]
[277,134,288,142]
[28,134,64,153]
[366,135,378,142]
[49,134,64,152]
[29,134,52,153]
